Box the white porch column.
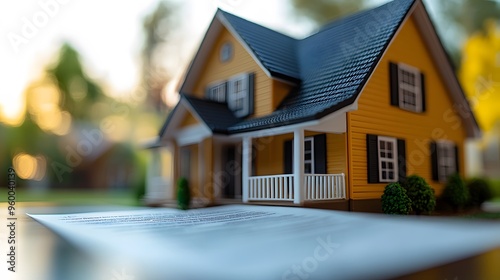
[242,136,252,203]
[293,129,305,204]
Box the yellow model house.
[145,0,480,211]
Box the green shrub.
[381,183,412,215]
[402,175,436,215]
[442,174,469,211]
[177,177,191,210]
[467,178,492,207]
[489,179,500,198]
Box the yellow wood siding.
[327,134,347,175]
[176,139,214,202]
[179,111,200,128]
[255,134,290,176]
[192,27,273,117]
[272,80,293,110]
[255,132,347,177]
[348,15,467,200]
[201,137,214,202]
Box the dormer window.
[207,82,226,103]
[206,73,254,118]
[390,62,426,113]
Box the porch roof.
[183,95,241,133]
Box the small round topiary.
[381,182,412,215]
[402,175,436,215]
[442,173,469,212]
[177,177,191,210]
[467,178,493,207]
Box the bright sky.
[0,0,316,126]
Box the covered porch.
[146,95,350,207]
[239,111,349,205]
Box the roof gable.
[219,11,300,81]
[180,9,299,94]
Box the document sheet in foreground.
[29,205,500,279]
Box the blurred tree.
[288,0,500,68]
[459,20,500,132]
[290,0,368,26]
[47,43,106,121]
[438,0,500,37]
[141,1,177,114]
[434,0,500,67]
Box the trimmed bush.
[402,175,436,215]
[442,174,469,211]
[177,177,191,210]
[467,178,492,207]
[381,183,412,215]
[489,179,500,198]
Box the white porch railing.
[305,174,345,200]
[248,174,294,201]
[247,173,345,202]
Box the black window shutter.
[430,141,439,181]
[397,139,407,183]
[314,134,327,174]
[389,62,399,107]
[454,145,460,174]
[420,72,426,112]
[224,81,228,103]
[366,134,379,183]
[247,73,255,116]
[284,140,293,174]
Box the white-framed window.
[377,136,398,182]
[228,74,249,116]
[206,73,253,118]
[437,141,456,182]
[398,63,422,112]
[207,82,226,103]
[304,137,314,174]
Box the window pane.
[305,153,311,161]
[438,142,456,182]
[378,137,398,182]
[305,163,312,174]
[305,140,311,150]
[398,64,421,112]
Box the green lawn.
[465,212,500,220]
[1,189,140,206]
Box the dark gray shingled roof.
[183,95,241,133]
[163,0,416,135]
[220,11,301,82]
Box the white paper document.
[29,205,500,279]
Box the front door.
[221,145,241,199]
